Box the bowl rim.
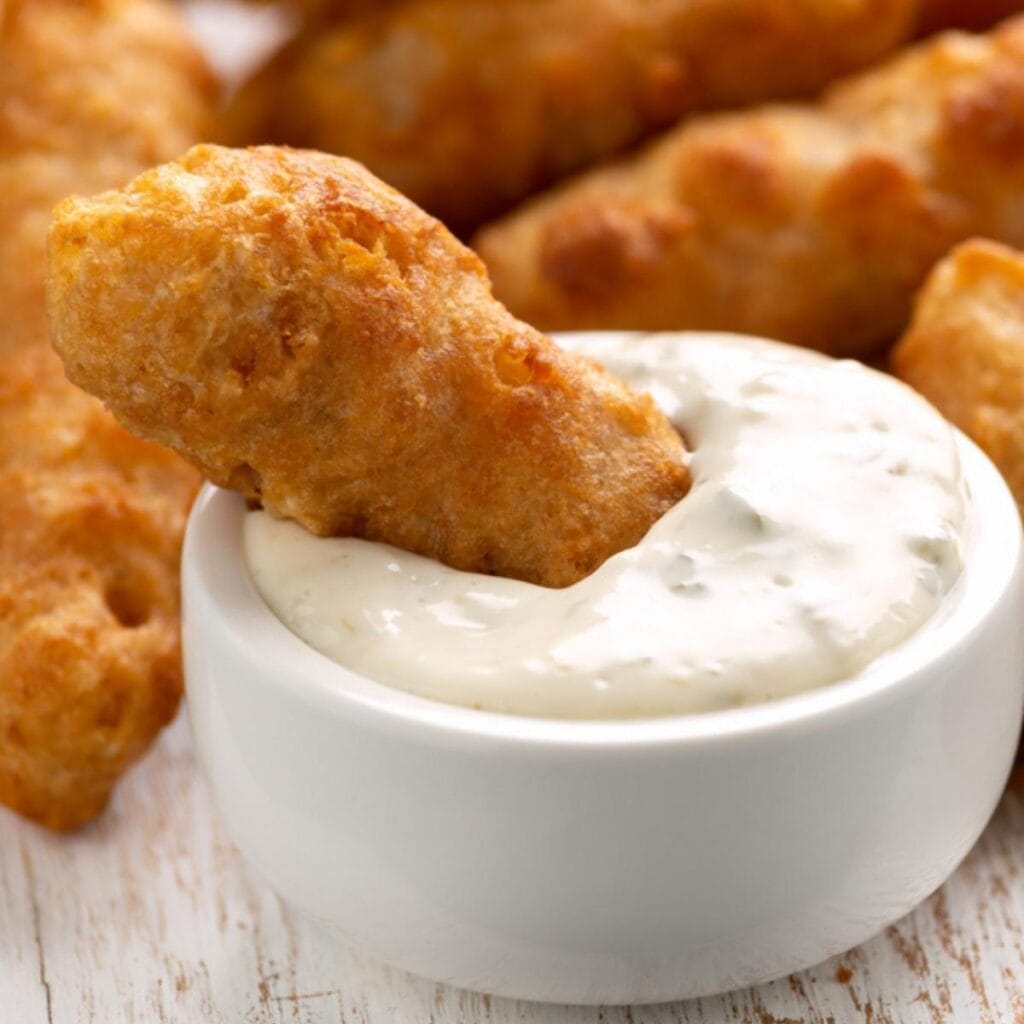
[183,430,1022,752]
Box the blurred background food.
[223,0,1024,236]
[225,0,930,235]
[0,0,214,353]
[474,18,1024,357]
[3,0,1024,829]
[892,239,1024,518]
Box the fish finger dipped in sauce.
[47,145,690,589]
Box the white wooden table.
[4,712,1024,1024]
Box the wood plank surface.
[3,713,1024,1024]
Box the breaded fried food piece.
[225,0,925,233]
[892,239,1024,517]
[48,145,689,589]
[475,18,1024,357]
[0,0,215,354]
[0,0,209,830]
[0,348,199,831]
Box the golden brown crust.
[0,0,210,830]
[225,0,925,233]
[48,144,689,589]
[475,18,1024,357]
[0,348,199,831]
[0,0,216,354]
[892,238,1024,518]
[0,0,213,160]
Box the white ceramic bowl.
[183,424,1024,1006]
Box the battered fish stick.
[226,0,925,233]
[47,145,690,589]
[0,0,210,830]
[0,349,197,831]
[475,18,1024,357]
[892,239,1024,518]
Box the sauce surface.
[244,332,968,719]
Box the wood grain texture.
[3,714,1024,1024]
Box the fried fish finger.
[0,348,198,831]
[892,238,1024,518]
[0,0,210,830]
[47,145,689,590]
[475,17,1024,357]
[226,0,925,233]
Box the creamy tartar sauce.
[244,332,968,719]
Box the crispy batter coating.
[0,348,199,831]
[48,145,689,589]
[0,0,210,829]
[225,0,926,234]
[0,0,215,354]
[892,239,1024,518]
[475,18,1024,357]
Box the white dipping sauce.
[244,332,968,719]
